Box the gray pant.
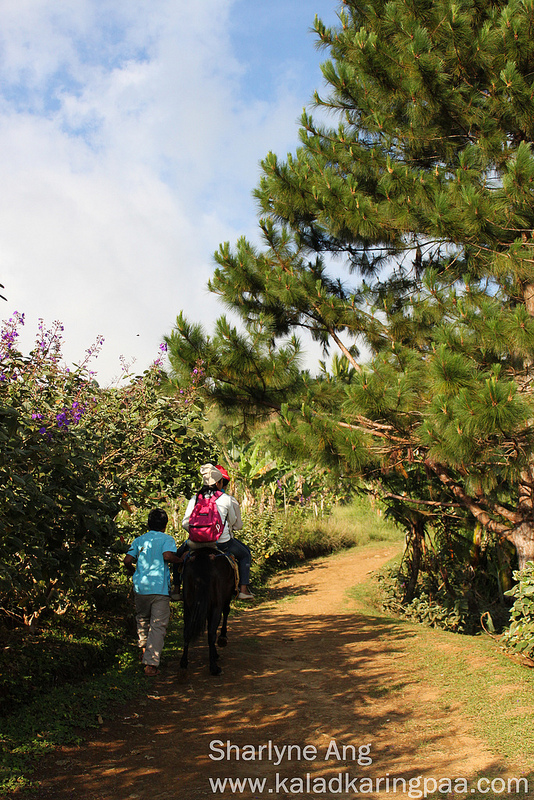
[134,593,171,667]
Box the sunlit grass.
[348,566,534,771]
[288,496,404,554]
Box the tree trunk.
[511,466,534,571]
[402,518,425,604]
[508,522,534,571]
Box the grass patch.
[242,497,403,595]
[409,630,534,764]
[257,497,401,568]
[349,567,534,769]
[296,497,403,553]
[316,497,403,547]
[367,684,405,698]
[347,550,403,613]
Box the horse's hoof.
[210,664,222,676]
[218,636,228,647]
[177,668,189,684]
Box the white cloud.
[0,0,339,384]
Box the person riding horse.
[176,463,253,600]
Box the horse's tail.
[184,549,212,643]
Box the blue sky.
[0,0,341,384]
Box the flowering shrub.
[0,314,215,627]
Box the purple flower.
[0,311,25,359]
[56,411,69,428]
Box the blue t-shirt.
[127,530,177,596]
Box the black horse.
[179,547,236,676]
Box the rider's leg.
[224,538,253,598]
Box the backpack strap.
[201,490,225,521]
[213,491,228,529]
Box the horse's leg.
[207,606,223,675]
[180,603,190,670]
[180,639,189,670]
[217,556,235,648]
[217,597,231,647]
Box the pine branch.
[426,460,518,533]
[382,492,464,509]
[338,418,413,446]
[329,329,362,372]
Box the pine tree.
[168,0,534,575]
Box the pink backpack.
[188,491,225,543]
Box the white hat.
[200,463,224,486]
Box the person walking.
[124,508,182,676]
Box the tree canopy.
[167,0,534,604]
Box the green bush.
[378,561,512,634]
[0,593,135,717]
[379,566,471,632]
[502,561,534,658]
[0,639,150,794]
[375,519,514,635]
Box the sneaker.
[237,588,254,600]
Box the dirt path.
[20,545,521,799]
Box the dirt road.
[20,544,517,799]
